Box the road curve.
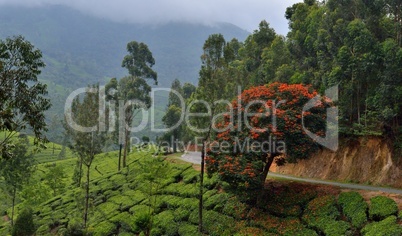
[181,152,402,195]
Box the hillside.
[0,145,401,235]
[0,5,250,142]
[0,5,249,88]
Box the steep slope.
[271,137,402,188]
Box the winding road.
[181,152,402,195]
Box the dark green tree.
[106,41,157,169]
[0,36,51,159]
[64,85,105,228]
[0,136,34,226]
[11,207,35,236]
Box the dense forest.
[165,0,402,164]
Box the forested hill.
[0,5,249,88]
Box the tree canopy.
[206,83,331,190]
[0,36,51,159]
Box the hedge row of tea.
[1,149,401,235]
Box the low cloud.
[0,0,301,35]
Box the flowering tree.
[206,82,332,190]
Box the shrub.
[173,207,191,222]
[12,207,36,236]
[398,210,402,220]
[153,210,178,235]
[235,227,268,236]
[369,196,398,221]
[222,197,249,219]
[189,210,236,235]
[133,211,152,235]
[338,191,368,228]
[65,218,85,236]
[302,195,350,235]
[91,221,116,235]
[361,216,402,236]
[303,195,340,226]
[204,192,231,210]
[109,212,135,232]
[178,223,199,236]
[283,228,318,236]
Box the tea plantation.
[0,146,401,235]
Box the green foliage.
[177,223,199,236]
[338,191,368,228]
[133,211,152,235]
[302,195,350,235]
[91,220,116,235]
[152,210,178,235]
[369,196,399,220]
[43,164,67,196]
[11,207,35,236]
[0,36,51,159]
[361,216,402,236]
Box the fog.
[0,0,301,35]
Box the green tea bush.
[91,221,116,235]
[338,191,368,228]
[173,207,191,221]
[203,174,220,190]
[302,195,349,235]
[369,196,398,221]
[182,168,199,184]
[130,205,151,216]
[303,195,340,224]
[108,195,135,210]
[163,182,198,197]
[361,216,402,236]
[153,210,178,235]
[109,212,135,232]
[204,192,231,210]
[178,223,199,235]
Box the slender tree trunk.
[77,157,83,187]
[10,187,16,227]
[118,144,122,171]
[123,130,129,168]
[83,164,90,228]
[172,134,177,153]
[198,140,206,233]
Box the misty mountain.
[0,5,250,142]
[0,5,250,88]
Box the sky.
[0,0,301,35]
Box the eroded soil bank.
[271,137,402,188]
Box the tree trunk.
[10,187,16,227]
[198,141,206,233]
[77,157,83,187]
[172,134,177,153]
[123,130,129,168]
[118,144,122,171]
[83,164,90,228]
[257,153,278,205]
